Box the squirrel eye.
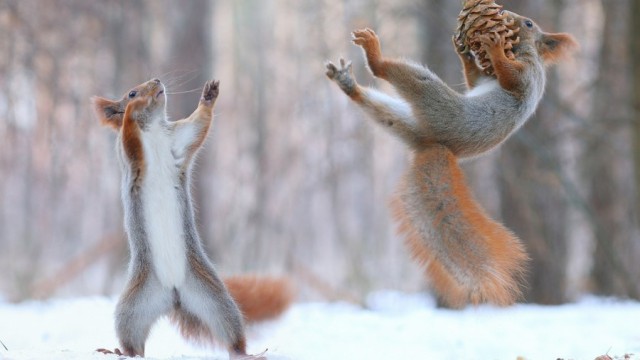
[128,91,137,98]
[525,20,534,28]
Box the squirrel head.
[504,11,578,66]
[92,78,166,131]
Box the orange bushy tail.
[391,144,528,307]
[224,275,294,323]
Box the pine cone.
[454,0,520,76]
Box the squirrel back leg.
[175,253,251,358]
[326,58,422,148]
[352,29,464,127]
[114,268,173,356]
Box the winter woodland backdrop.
[0,0,639,305]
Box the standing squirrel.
[326,12,577,306]
[92,79,292,358]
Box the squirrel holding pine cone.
[326,0,577,307]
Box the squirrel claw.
[201,80,220,104]
[452,35,474,60]
[325,58,357,95]
[351,28,384,76]
[479,33,503,49]
[325,62,338,79]
[351,28,379,47]
[231,348,268,360]
[96,348,124,356]
[325,58,352,80]
[478,34,504,56]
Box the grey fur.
[325,24,575,305]
[326,57,545,158]
[113,80,245,357]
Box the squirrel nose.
[152,78,161,84]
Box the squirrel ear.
[538,32,578,65]
[92,96,123,131]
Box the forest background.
[1,0,638,306]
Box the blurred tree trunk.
[4,0,639,303]
[163,0,212,119]
[160,0,215,245]
[244,0,269,270]
[632,0,640,232]
[588,0,638,299]
[498,0,569,304]
[417,0,459,86]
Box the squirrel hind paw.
[339,58,352,69]
[95,348,124,356]
[325,58,352,79]
[325,61,339,79]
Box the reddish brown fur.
[390,197,469,308]
[336,13,576,308]
[436,147,528,305]
[95,79,279,359]
[187,119,211,157]
[92,97,123,130]
[352,28,386,78]
[538,32,579,65]
[454,12,577,92]
[393,145,528,306]
[180,105,214,165]
[452,35,484,89]
[93,79,164,133]
[189,249,230,298]
[169,308,216,346]
[172,81,218,175]
[120,261,150,307]
[120,97,148,186]
[224,275,294,323]
[480,34,527,96]
[348,87,363,102]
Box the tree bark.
[498,0,569,304]
[588,0,638,299]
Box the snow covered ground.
[0,292,638,360]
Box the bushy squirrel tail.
[391,144,528,307]
[224,275,294,323]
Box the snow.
[0,292,638,360]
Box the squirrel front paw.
[325,58,358,97]
[352,28,384,77]
[452,35,475,62]
[200,80,220,106]
[478,33,505,59]
[352,28,380,47]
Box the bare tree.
[495,0,572,304]
[0,0,638,304]
[587,0,638,299]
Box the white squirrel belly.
[365,88,418,128]
[141,129,187,288]
[465,79,499,98]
